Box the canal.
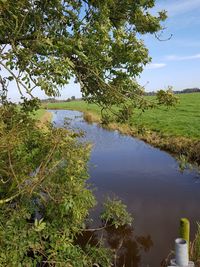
[51,109,200,267]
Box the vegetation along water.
[44,92,200,168]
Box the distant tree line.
[42,88,200,102]
[41,96,82,103]
[173,88,200,94]
[145,88,200,96]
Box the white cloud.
[166,54,200,61]
[145,63,166,70]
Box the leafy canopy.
[0,0,167,109]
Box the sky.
[139,0,200,91]
[4,0,200,101]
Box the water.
[50,109,200,267]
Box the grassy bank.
[34,109,47,120]
[44,93,200,165]
[34,109,53,127]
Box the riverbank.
[84,112,200,167]
[43,93,200,166]
[34,109,53,128]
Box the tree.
[0,1,174,266]
[0,0,168,109]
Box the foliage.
[191,222,200,265]
[85,245,113,267]
[0,0,169,114]
[156,87,179,107]
[116,105,134,123]
[0,103,99,266]
[101,113,114,125]
[101,198,133,228]
[0,100,134,266]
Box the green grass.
[34,109,47,119]
[132,93,200,139]
[44,93,200,139]
[44,101,101,115]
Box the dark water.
[50,109,200,267]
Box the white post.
[175,238,189,266]
[168,238,195,267]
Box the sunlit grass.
[34,109,47,119]
[44,93,200,139]
[132,93,200,139]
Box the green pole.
[179,218,190,253]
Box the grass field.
[44,93,200,139]
[132,93,200,139]
[44,101,101,115]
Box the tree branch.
[0,35,37,45]
[8,150,19,187]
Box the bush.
[0,103,133,266]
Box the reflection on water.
[76,225,153,267]
[51,110,200,267]
[106,225,153,267]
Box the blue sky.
[5,0,200,101]
[139,0,200,91]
